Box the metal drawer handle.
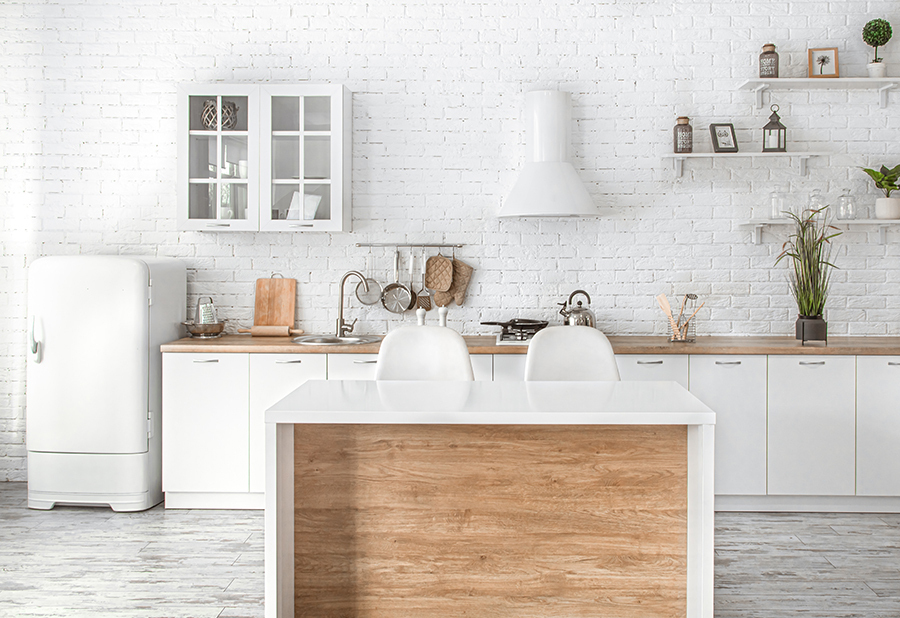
[799,361,825,366]
[353,360,378,364]
[193,359,219,363]
[289,224,314,228]
[888,362,900,366]
[275,360,303,364]
[206,223,231,227]
[636,360,664,365]
[715,361,742,365]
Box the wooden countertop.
[160,334,900,355]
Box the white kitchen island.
[265,380,715,618]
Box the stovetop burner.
[481,319,549,345]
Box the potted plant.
[863,18,892,78]
[861,164,900,219]
[775,206,841,344]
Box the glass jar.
[807,188,827,216]
[674,116,693,153]
[769,186,788,219]
[759,43,779,78]
[836,188,857,220]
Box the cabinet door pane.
[221,136,248,178]
[304,96,331,131]
[220,96,249,131]
[767,355,856,496]
[221,184,249,221]
[189,184,215,219]
[272,137,300,179]
[271,96,300,131]
[303,184,330,221]
[189,136,217,178]
[304,136,330,180]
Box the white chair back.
[375,326,475,381]
[524,326,620,381]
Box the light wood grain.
[253,277,296,327]
[293,424,688,618]
[161,334,900,355]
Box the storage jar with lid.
[674,117,693,154]
[759,43,779,78]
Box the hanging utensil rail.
[355,243,464,249]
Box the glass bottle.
[759,43,779,78]
[674,117,693,153]
[836,188,857,220]
[769,186,787,219]
[807,188,827,216]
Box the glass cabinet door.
[178,86,258,231]
[260,85,349,232]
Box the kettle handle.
[567,290,591,306]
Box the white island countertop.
[266,379,715,426]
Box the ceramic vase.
[867,62,887,78]
[875,197,900,219]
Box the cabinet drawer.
[249,354,327,493]
[616,355,689,388]
[767,355,856,496]
[327,353,379,380]
[162,353,250,493]
[689,355,767,496]
[857,356,900,496]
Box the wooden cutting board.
[253,277,296,327]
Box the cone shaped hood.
[499,90,598,218]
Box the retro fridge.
[26,256,186,511]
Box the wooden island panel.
[293,424,688,618]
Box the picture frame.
[808,47,839,78]
[709,123,739,153]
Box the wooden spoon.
[656,293,682,340]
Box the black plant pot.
[795,315,827,345]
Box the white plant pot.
[867,62,887,78]
[875,197,900,219]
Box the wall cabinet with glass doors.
[177,84,351,232]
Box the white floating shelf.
[739,219,900,245]
[738,78,899,108]
[662,151,830,178]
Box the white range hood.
[499,90,598,218]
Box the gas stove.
[481,319,549,346]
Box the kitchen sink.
[292,335,382,346]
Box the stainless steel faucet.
[337,271,368,337]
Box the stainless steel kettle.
[558,290,596,328]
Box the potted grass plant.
[775,205,841,344]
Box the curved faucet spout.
[337,271,368,337]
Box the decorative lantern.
[762,104,786,153]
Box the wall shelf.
[738,78,899,109]
[740,219,900,245]
[662,151,830,178]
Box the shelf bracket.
[799,155,811,177]
[752,85,769,109]
[878,224,889,245]
[751,224,765,245]
[879,83,897,108]
[672,156,684,178]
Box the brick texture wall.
[2,0,899,480]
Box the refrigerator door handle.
[30,316,43,364]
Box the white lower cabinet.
[767,355,856,496]
[248,354,326,493]
[162,353,250,495]
[616,354,689,388]
[493,354,526,381]
[327,353,378,379]
[689,355,768,495]
[470,355,493,381]
[857,356,900,496]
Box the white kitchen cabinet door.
[767,355,856,496]
[327,353,379,380]
[689,355,768,495]
[616,355,689,388]
[493,355,526,381]
[162,353,250,493]
[248,354,327,493]
[857,356,900,496]
[470,355,493,381]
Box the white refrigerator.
[26,256,186,512]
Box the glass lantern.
[762,104,786,153]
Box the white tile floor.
[2,482,900,617]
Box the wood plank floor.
[2,482,900,617]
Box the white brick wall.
[2,0,899,480]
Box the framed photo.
[808,47,839,78]
[709,123,739,153]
